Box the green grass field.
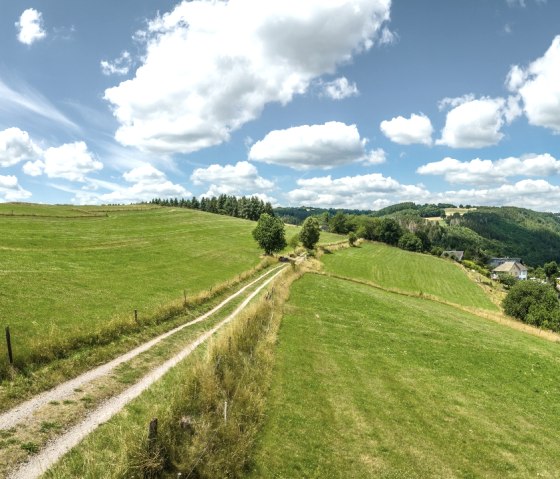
[249,274,560,478]
[0,203,341,376]
[322,241,497,310]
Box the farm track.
[2,265,286,479]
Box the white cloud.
[0,175,32,201]
[321,77,359,100]
[436,96,519,148]
[436,179,560,212]
[380,113,433,145]
[95,165,190,204]
[508,35,560,133]
[379,26,398,45]
[417,153,560,185]
[104,0,392,153]
[191,161,274,196]
[0,128,41,167]
[16,8,46,45]
[23,142,103,182]
[100,51,132,76]
[249,121,378,170]
[286,172,429,209]
[363,148,387,165]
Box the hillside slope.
[249,274,560,478]
[321,241,497,311]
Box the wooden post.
[148,418,158,450]
[5,327,13,365]
[183,289,187,306]
[224,400,228,424]
[134,309,138,322]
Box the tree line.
[150,195,274,221]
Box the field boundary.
[316,271,560,343]
[0,265,284,431]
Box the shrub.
[503,280,560,330]
[397,232,422,252]
[348,232,357,247]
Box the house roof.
[493,261,528,273]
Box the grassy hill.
[321,241,497,311]
[249,274,560,478]
[0,203,341,377]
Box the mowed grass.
[0,204,263,374]
[249,274,560,478]
[0,203,341,377]
[322,241,497,310]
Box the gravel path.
[0,265,283,432]
[8,265,285,479]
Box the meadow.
[0,203,340,378]
[321,241,497,310]
[249,274,560,478]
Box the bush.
[397,232,422,252]
[503,280,560,330]
[348,232,357,247]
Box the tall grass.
[45,265,302,479]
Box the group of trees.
[150,195,273,221]
[252,214,321,255]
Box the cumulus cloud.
[248,121,379,170]
[380,113,433,145]
[436,96,520,148]
[0,128,41,167]
[286,172,429,209]
[507,36,560,133]
[436,179,560,212]
[321,77,359,100]
[100,51,132,76]
[417,153,560,185]
[74,164,190,205]
[191,161,274,197]
[23,141,103,182]
[16,8,46,45]
[0,175,32,201]
[104,0,392,153]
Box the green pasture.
[249,274,560,478]
[322,241,497,310]
[0,203,338,376]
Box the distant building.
[492,261,528,280]
[442,250,464,262]
[488,257,521,268]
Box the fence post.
[148,418,158,450]
[183,289,187,306]
[134,309,138,322]
[5,326,13,365]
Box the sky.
[0,0,559,211]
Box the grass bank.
[249,274,560,478]
[321,241,497,310]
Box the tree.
[330,212,348,234]
[398,232,422,252]
[299,216,321,250]
[544,261,559,281]
[348,231,357,247]
[378,218,403,246]
[252,213,286,255]
[503,281,560,326]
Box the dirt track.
[5,265,285,479]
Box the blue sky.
[1,0,559,210]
